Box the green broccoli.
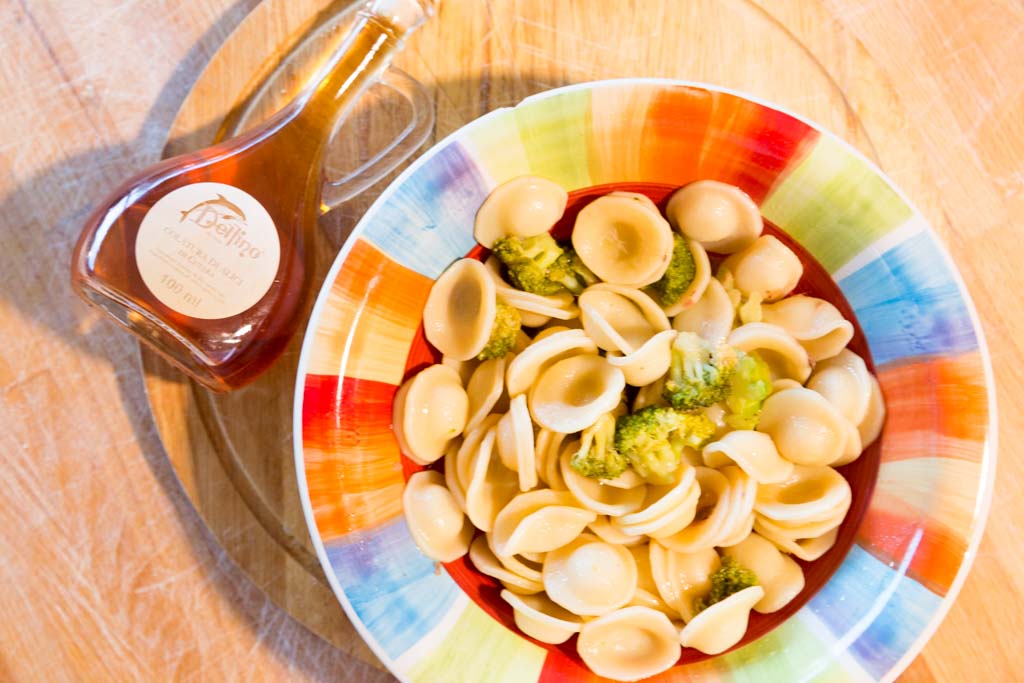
[547,247,599,295]
[614,406,716,484]
[491,233,568,295]
[491,234,597,296]
[646,234,697,307]
[661,332,739,410]
[724,353,774,429]
[693,556,758,614]
[570,412,628,479]
[477,301,521,360]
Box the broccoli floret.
[693,556,758,614]
[570,413,627,479]
[646,234,697,307]
[614,406,716,484]
[724,353,773,429]
[491,234,568,295]
[547,247,599,295]
[661,332,738,410]
[477,301,521,360]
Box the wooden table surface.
[1,1,1021,681]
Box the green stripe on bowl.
[407,601,546,683]
[723,609,859,683]
[514,89,594,189]
[463,108,534,186]
[760,135,913,274]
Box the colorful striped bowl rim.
[293,79,996,682]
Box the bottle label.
[135,182,281,320]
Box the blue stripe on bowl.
[838,231,977,366]
[325,518,460,660]
[807,544,941,677]
[361,141,488,279]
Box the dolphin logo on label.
[179,194,248,224]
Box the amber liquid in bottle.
[72,1,431,391]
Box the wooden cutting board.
[140,0,943,674]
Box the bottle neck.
[290,0,432,142]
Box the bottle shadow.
[0,3,575,678]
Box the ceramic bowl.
[294,80,995,682]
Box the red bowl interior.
[399,182,880,670]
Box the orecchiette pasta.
[533,428,567,490]
[713,466,758,547]
[469,534,543,594]
[590,515,645,547]
[858,374,887,448]
[528,355,626,433]
[543,534,638,616]
[491,489,596,557]
[423,258,497,360]
[703,430,794,484]
[490,537,544,585]
[678,585,764,654]
[807,349,872,426]
[496,394,538,491]
[474,175,568,248]
[672,276,735,344]
[441,354,478,386]
[662,239,712,317]
[606,329,677,387]
[500,589,582,644]
[648,543,720,623]
[632,375,668,411]
[579,284,670,354]
[505,328,597,397]
[727,322,812,383]
[454,414,500,498]
[756,388,851,466]
[628,544,676,616]
[464,357,507,434]
[577,606,682,682]
[656,467,733,553]
[573,194,674,286]
[560,445,647,516]
[399,179,885,678]
[720,235,803,302]
[754,522,839,561]
[402,471,474,562]
[613,464,699,539]
[393,364,468,465]
[722,533,805,613]
[755,465,851,524]
[665,180,762,254]
[464,426,520,532]
[760,295,854,361]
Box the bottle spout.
[366,0,437,34]
[293,0,436,129]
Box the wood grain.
[1,1,1020,681]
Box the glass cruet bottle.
[71,0,435,391]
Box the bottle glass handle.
[319,68,433,211]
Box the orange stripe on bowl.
[696,91,819,203]
[586,82,663,184]
[302,374,404,540]
[307,238,432,385]
[876,353,989,450]
[856,490,968,597]
[637,85,714,186]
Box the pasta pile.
[396,176,885,681]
